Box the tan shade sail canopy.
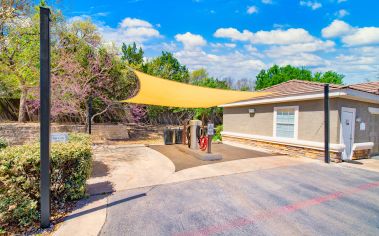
[121,70,270,108]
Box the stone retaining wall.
[352,149,371,160]
[0,123,86,145]
[223,136,343,162]
[91,124,130,142]
[0,123,131,145]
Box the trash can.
[163,128,174,145]
[175,128,183,144]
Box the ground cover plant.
[213,125,223,141]
[0,138,7,149]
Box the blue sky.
[54,0,379,84]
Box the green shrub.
[0,133,92,229]
[0,138,7,150]
[212,125,223,141]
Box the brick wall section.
[0,123,131,145]
[352,149,370,160]
[223,136,343,162]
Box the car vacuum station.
[163,120,223,161]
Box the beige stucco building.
[221,80,379,162]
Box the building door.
[341,107,356,160]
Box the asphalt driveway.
[100,162,379,236]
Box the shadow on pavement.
[91,160,110,178]
[87,181,115,196]
[63,193,147,221]
[345,160,364,165]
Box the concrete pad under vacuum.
[176,145,222,161]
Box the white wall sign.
[360,122,366,131]
[51,133,69,143]
[207,123,215,136]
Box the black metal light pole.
[40,7,51,228]
[88,96,92,134]
[324,84,330,163]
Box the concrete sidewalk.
[54,194,108,236]
[86,144,175,195]
[340,158,379,173]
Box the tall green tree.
[121,42,144,66]
[313,71,344,84]
[144,51,189,83]
[0,3,41,121]
[255,65,344,90]
[189,68,208,83]
[142,51,191,124]
[190,69,230,125]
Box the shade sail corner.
[121,70,270,108]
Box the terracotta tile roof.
[237,80,379,103]
[348,81,379,95]
[257,80,343,98]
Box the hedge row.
[0,133,92,229]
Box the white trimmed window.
[273,106,299,139]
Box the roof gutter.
[219,88,379,108]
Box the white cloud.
[120,17,152,28]
[244,45,259,53]
[262,0,273,4]
[322,20,379,46]
[319,46,379,83]
[244,45,265,58]
[68,15,91,23]
[210,43,236,48]
[321,20,353,38]
[300,1,322,10]
[253,29,315,44]
[246,6,258,15]
[144,41,178,52]
[265,40,335,57]
[342,27,379,46]
[335,9,349,18]
[214,28,316,45]
[173,32,264,80]
[214,28,254,41]
[175,49,265,80]
[175,32,206,49]
[124,27,159,38]
[273,53,326,67]
[224,43,236,48]
[97,17,161,46]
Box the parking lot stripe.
[175,180,379,236]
